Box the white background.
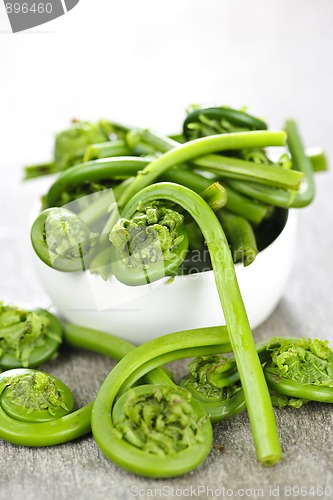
[1,0,333,165]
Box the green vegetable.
[117,131,287,209]
[0,320,172,447]
[284,120,315,207]
[0,319,226,454]
[112,181,282,466]
[25,105,328,475]
[24,119,112,180]
[162,167,270,224]
[31,208,100,272]
[0,303,62,369]
[1,370,73,421]
[264,337,333,402]
[83,140,133,162]
[192,153,302,190]
[64,321,279,474]
[45,157,150,209]
[306,148,328,172]
[92,325,234,477]
[113,385,209,462]
[110,201,189,285]
[3,311,332,475]
[129,126,302,205]
[32,178,227,278]
[0,368,89,445]
[179,341,271,422]
[181,337,333,420]
[133,119,319,211]
[225,179,297,208]
[217,210,258,267]
[225,121,316,209]
[38,114,314,274]
[180,355,246,424]
[182,106,267,140]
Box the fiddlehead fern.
[110,201,189,285]
[224,121,316,209]
[0,320,224,453]
[0,320,167,447]
[182,106,267,140]
[24,119,113,180]
[31,208,100,272]
[181,337,333,419]
[180,354,246,424]
[113,385,209,461]
[264,337,333,402]
[0,303,62,369]
[117,130,289,208]
[99,181,282,466]
[179,340,271,423]
[0,321,139,447]
[44,157,150,209]
[0,368,92,446]
[65,323,235,476]
[1,370,74,422]
[92,325,235,477]
[32,160,227,278]
[63,323,247,428]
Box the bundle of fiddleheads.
[0,318,169,447]
[0,319,164,447]
[0,319,220,460]
[31,165,227,277]
[26,105,328,475]
[28,105,324,282]
[3,308,333,476]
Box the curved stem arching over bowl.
[107,181,282,466]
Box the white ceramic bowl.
[32,209,297,344]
